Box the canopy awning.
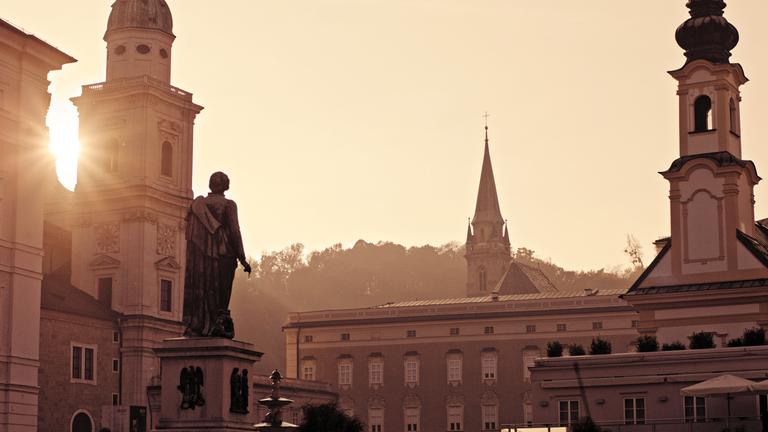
[680,374,758,397]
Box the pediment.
[155,256,181,270]
[90,254,121,269]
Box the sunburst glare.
[46,99,79,191]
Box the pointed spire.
[466,218,473,242]
[503,219,510,244]
[472,124,504,225]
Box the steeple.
[465,124,511,297]
[472,125,504,226]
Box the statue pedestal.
[154,337,263,431]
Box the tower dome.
[106,0,174,37]
[675,0,738,64]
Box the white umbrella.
[754,379,768,393]
[681,374,759,429]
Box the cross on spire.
[483,111,490,144]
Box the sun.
[46,100,80,191]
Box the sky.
[7,0,768,272]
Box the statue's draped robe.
[183,194,246,336]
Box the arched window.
[71,411,94,432]
[729,98,739,134]
[478,266,487,292]
[161,141,173,177]
[694,95,712,132]
[103,139,119,173]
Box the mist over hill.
[230,240,643,373]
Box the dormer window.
[694,95,712,132]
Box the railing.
[502,416,766,432]
[81,75,193,100]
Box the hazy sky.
[7,1,768,271]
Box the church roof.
[41,271,119,322]
[106,0,174,37]
[472,127,504,225]
[493,261,558,295]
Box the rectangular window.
[71,344,96,384]
[112,331,120,343]
[112,358,120,373]
[482,404,498,430]
[405,408,419,432]
[302,362,316,381]
[526,325,536,333]
[484,326,494,335]
[684,396,706,423]
[632,320,640,328]
[341,333,350,341]
[522,350,539,383]
[557,323,567,332]
[592,321,603,330]
[447,357,462,383]
[98,277,113,309]
[369,361,383,386]
[112,393,120,406]
[304,335,313,343]
[450,327,460,336]
[448,405,463,431]
[481,352,497,380]
[369,408,383,432]
[406,329,416,338]
[559,400,579,426]
[338,361,353,386]
[624,398,646,425]
[405,358,419,385]
[160,279,172,312]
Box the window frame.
[447,405,463,431]
[301,359,317,381]
[558,400,580,427]
[369,358,384,387]
[159,278,173,313]
[481,351,498,381]
[526,324,536,333]
[404,357,419,386]
[624,397,646,425]
[338,359,353,387]
[481,404,498,431]
[369,407,384,432]
[447,356,462,384]
[556,323,567,332]
[404,407,420,432]
[70,342,98,385]
[684,396,706,423]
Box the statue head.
[209,171,230,194]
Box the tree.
[688,331,715,349]
[569,344,586,356]
[547,341,564,358]
[572,417,602,432]
[635,336,659,352]
[661,341,686,351]
[589,338,612,355]
[624,235,644,269]
[299,403,364,432]
[743,327,766,346]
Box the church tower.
[68,0,203,407]
[626,0,768,342]
[465,126,511,297]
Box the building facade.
[530,1,768,430]
[0,18,76,432]
[284,132,641,431]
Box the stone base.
[154,337,263,431]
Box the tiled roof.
[625,278,768,296]
[41,273,120,321]
[496,262,558,294]
[662,151,757,176]
[373,288,627,309]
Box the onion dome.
[106,0,174,37]
[675,0,738,64]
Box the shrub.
[727,338,744,347]
[569,344,586,356]
[572,416,602,432]
[299,403,364,432]
[743,327,766,346]
[635,335,659,352]
[661,341,686,351]
[688,331,715,349]
[547,341,564,358]
[589,337,612,355]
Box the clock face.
[137,44,151,55]
[114,45,126,55]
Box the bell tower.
[465,126,511,297]
[68,0,203,408]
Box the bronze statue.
[178,366,205,410]
[182,172,251,338]
[230,367,249,414]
